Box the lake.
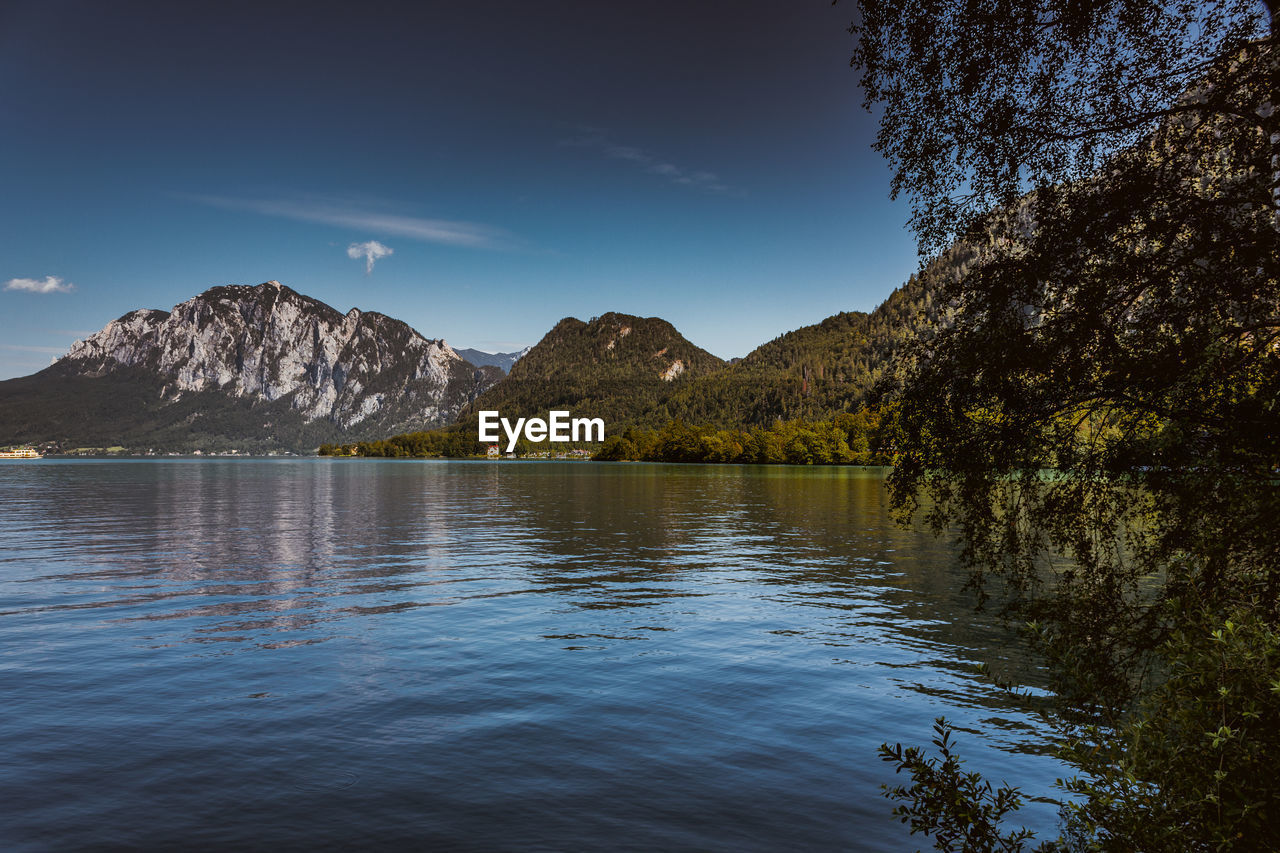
[0,460,1066,850]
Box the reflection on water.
[0,460,1065,850]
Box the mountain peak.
[31,281,501,447]
[463,309,724,426]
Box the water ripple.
[0,460,1067,850]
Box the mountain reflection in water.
[0,460,1066,851]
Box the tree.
[852,0,1277,256]
[849,0,1279,848]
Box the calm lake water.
[0,460,1066,850]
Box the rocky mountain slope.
[0,281,501,451]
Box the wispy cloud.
[347,240,393,274]
[39,328,96,337]
[0,343,69,354]
[561,127,740,195]
[187,194,513,249]
[4,275,75,294]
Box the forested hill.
[356,246,973,447]
[458,312,725,428]
[645,245,972,428]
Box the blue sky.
[0,0,919,380]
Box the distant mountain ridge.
[0,281,501,451]
[455,347,530,374]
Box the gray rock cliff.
[58,280,499,434]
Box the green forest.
[319,409,896,465]
[319,429,484,459]
[457,312,727,431]
[592,410,893,465]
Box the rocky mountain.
[0,281,501,452]
[458,312,725,428]
[454,347,530,374]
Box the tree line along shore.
[318,409,897,465]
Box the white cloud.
[347,240,394,274]
[561,127,739,195]
[607,145,649,163]
[40,328,96,337]
[187,195,512,249]
[0,343,68,354]
[4,276,75,294]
